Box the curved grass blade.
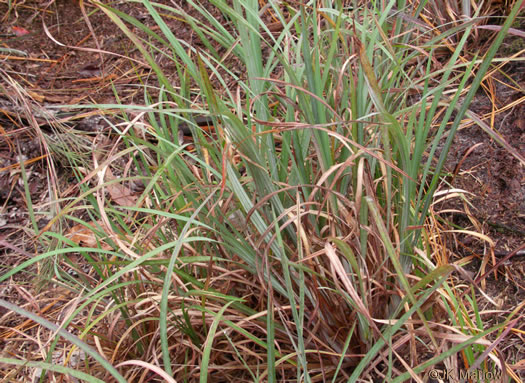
[0,299,126,383]
[200,301,235,383]
[0,358,104,383]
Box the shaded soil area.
[441,49,525,301]
[445,64,524,247]
[0,0,229,249]
[433,21,525,377]
[0,0,524,381]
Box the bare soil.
[1,0,524,381]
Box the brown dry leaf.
[66,222,111,250]
[106,182,137,206]
[105,168,137,207]
[12,26,30,36]
[67,223,100,247]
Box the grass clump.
[1,0,523,381]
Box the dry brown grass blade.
[41,16,148,67]
[0,292,71,340]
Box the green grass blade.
[0,300,127,383]
[0,358,105,383]
[200,301,235,383]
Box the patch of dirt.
[0,0,238,250]
[1,0,524,381]
[438,20,525,378]
[443,47,525,265]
